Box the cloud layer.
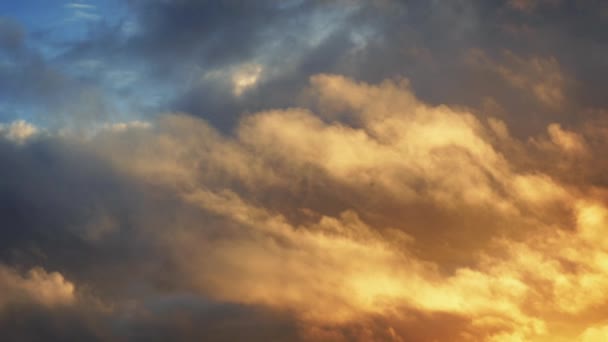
[2,0,608,341]
[1,73,608,340]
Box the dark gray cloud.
[0,294,300,342]
[94,0,608,133]
[6,0,608,132]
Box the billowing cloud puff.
[0,265,75,309]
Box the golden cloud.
[84,74,608,341]
[0,265,76,309]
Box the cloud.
[0,265,75,309]
[65,3,97,10]
[0,71,604,340]
[1,0,608,340]
[546,123,587,154]
[0,120,39,143]
[52,74,604,340]
[231,63,263,96]
[1,72,607,340]
[72,10,102,21]
[5,0,608,134]
[579,325,608,342]
[65,3,101,21]
[466,49,568,109]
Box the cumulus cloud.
[0,72,607,340]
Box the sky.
[1,0,608,341]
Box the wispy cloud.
[73,10,101,21]
[64,3,96,10]
[64,3,101,21]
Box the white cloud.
[0,120,39,143]
[232,63,263,96]
[102,120,152,132]
[65,3,96,10]
[65,3,101,21]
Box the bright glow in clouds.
[232,63,263,96]
[0,120,38,143]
